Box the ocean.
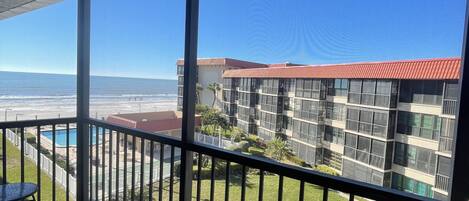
[0,71,178,121]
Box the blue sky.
[0,0,466,79]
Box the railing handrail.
[0,117,77,128]
[1,117,434,201]
[186,141,431,201]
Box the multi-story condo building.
[220,58,460,200]
[176,58,266,111]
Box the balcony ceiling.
[0,0,61,20]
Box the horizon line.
[0,70,177,81]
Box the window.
[237,106,255,123]
[260,112,282,132]
[439,118,455,153]
[375,80,392,107]
[399,80,443,105]
[348,79,397,107]
[370,140,386,168]
[324,126,344,144]
[397,111,440,140]
[345,133,386,168]
[392,173,433,198]
[289,140,317,165]
[325,102,345,121]
[393,142,436,175]
[444,81,459,100]
[357,136,371,163]
[292,120,319,145]
[342,159,385,186]
[361,80,376,105]
[348,80,362,104]
[328,79,348,96]
[240,78,256,92]
[437,156,451,177]
[295,78,324,99]
[261,79,281,95]
[238,92,255,107]
[260,94,282,113]
[293,99,323,122]
[346,108,392,138]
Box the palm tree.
[266,137,290,161]
[196,83,203,104]
[207,82,221,108]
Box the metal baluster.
[20,127,24,182]
[159,143,164,201]
[66,124,70,201]
[149,141,154,201]
[299,181,304,201]
[258,170,264,201]
[2,128,7,184]
[169,146,175,201]
[196,153,202,201]
[323,187,328,201]
[101,127,106,201]
[210,156,215,201]
[123,133,128,200]
[241,165,246,201]
[95,126,99,200]
[36,126,41,200]
[52,124,56,201]
[115,132,120,200]
[139,138,145,201]
[131,136,136,201]
[109,130,113,201]
[278,175,283,201]
[225,161,230,201]
[89,125,93,200]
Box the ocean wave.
[0,94,178,100]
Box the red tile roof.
[222,58,461,80]
[177,58,267,69]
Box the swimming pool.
[42,128,98,147]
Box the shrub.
[195,104,211,114]
[286,155,311,168]
[266,137,290,161]
[238,141,250,152]
[245,135,259,144]
[247,147,264,157]
[314,165,339,176]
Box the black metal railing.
[1,117,433,201]
[0,118,77,201]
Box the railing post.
[180,0,199,200]
[450,2,469,200]
[76,0,90,200]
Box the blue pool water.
[42,128,98,147]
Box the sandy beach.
[0,95,178,122]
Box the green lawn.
[190,174,347,201]
[0,133,67,200]
[140,169,348,201]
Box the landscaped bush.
[247,147,264,157]
[238,141,250,152]
[314,165,339,176]
[286,154,311,168]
